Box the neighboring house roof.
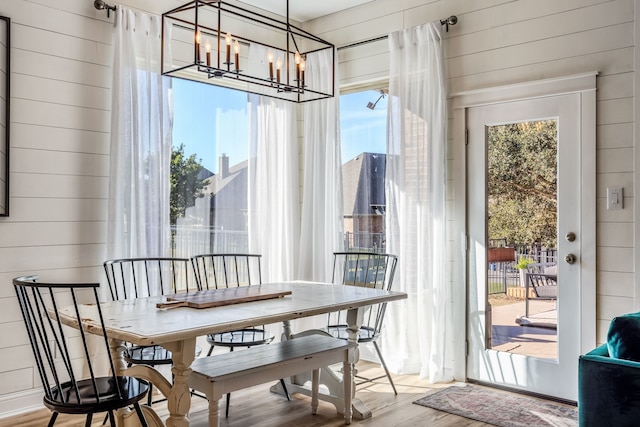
[203,159,249,210]
[197,166,215,182]
[198,152,386,216]
[342,152,386,216]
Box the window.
[170,79,249,256]
[339,89,388,252]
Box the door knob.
[565,232,576,242]
[565,254,577,264]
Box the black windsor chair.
[103,257,200,406]
[190,253,289,417]
[14,276,149,427]
[327,251,399,394]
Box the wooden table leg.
[281,319,293,341]
[109,338,127,375]
[345,307,371,419]
[108,338,165,427]
[163,338,197,427]
[343,357,353,424]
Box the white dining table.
[57,281,406,427]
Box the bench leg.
[208,399,220,427]
[343,360,353,425]
[311,368,319,415]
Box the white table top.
[60,281,407,346]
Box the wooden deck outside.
[490,298,558,359]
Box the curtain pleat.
[247,43,300,282]
[382,22,452,382]
[107,7,172,261]
[298,49,343,282]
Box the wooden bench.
[189,334,357,427]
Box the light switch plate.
[607,187,623,210]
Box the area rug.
[413,384,577,427]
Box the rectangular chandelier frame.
[162,0,335,103]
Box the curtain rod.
[96,2,457,51]
[337,15,458,51]
[94,0,116,17]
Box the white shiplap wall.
[0,0,636,417]
[0,0,184,415]
[0,0,114,415]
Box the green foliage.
[170,143,209,225]
[487,120,557,248]
[514,256,534,270]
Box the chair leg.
[107,410,116,427]
[84,413,93,427]
[207,344,215,356]
[280,378,291,400]
[47,412,59,427]
[147,383,154,406]
[525,278,531,318]
[311,368,319,414]
[133,402,149,427]
[373,341,397,395]
[226,347,234,417]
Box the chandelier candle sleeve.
[294,51,301,82]
[234,40,240,72]
[205,39,211,66]
[268,51,274,80]
[225,33,231,64]
[195,30,201,62]
[276,57,282,84]
[300,60,305,87]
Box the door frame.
[450,72,597,383]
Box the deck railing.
[488,245,558,295]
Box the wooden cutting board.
[156,287,292,309]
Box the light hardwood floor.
[0,362,494,427]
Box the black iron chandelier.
[162,0,335,103]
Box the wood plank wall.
[0,0,635,418]
[0,0,112,415]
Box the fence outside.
[171,228,550,295]
[488,245,558,295]
[171,227,249,258]
[172,229,387,257]
[343,231,385,253]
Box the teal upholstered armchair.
[579,315,640,427]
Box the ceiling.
[237,0,375,22]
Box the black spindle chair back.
[102,257,196,407]
[190,253,288,417]
[328,251,399,394]
[191,253,262,290]
[104,257,194,300]
[13,276,148,427]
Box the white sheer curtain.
[298,49,343,282]
[107,7,172,260]
[247,89,300,282]
[381,22,452,382]
[173,195,212,257]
